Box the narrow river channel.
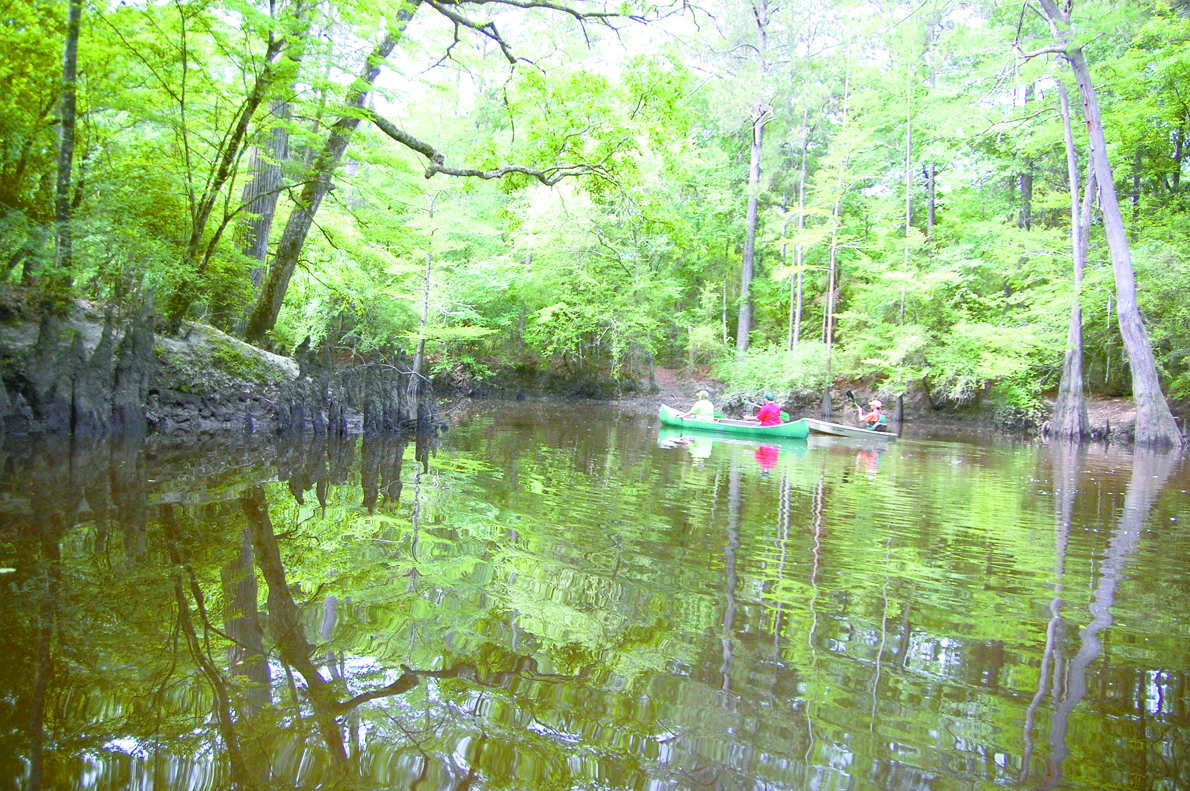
[3,401,1189,790]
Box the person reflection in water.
[754,445,779,477]
[856,448,879,476]
[687,435,713,466]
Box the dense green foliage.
[4,0,1190,414]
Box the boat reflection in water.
[4,402,1189,791]
[657,425,809,472]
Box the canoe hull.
[659,404,810,439]
[802,417,898,440]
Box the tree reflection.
[3,423,1189,791]
[1020,441,1080,782]
[1040,448,1178,790]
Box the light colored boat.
[801,417,898,440]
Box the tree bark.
[736,103,768,358]
[409,193,436,401]
[52,0,83,280]
[243,18,415,345]
[736,0,771,359]
[790,108,810,352]
[925,163,936,239]
[241,102,291,290]
[1036,0,1182,447]
[1051,83,1090,440]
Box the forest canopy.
[4,0,1189,436]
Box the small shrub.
[715,342,832,398]
[988,378,1045,429]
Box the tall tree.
[52,0,83,281]
[239,102,291,292]
[242,0,642,345]
[735,0,774,358]
[158,0,312,327]
[1050,81,1091,440]
[820,32,854,420]
[1030,0,1182,447]
[243,23,411,344]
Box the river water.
[3,402,1189,790]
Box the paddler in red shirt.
[745,394,783,426]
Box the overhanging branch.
[1016,42,1068,59]
[366,109,609,185]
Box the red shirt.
[756,402,782,426]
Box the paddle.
[845,390,867,424]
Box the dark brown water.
[3,402,1189,790]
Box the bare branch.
[449,0,646,24]
[1016,42,1068,60]
[426,0,518,63]
[366,109,610,185]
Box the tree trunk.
[52,0,83,281]
[1173,119,1184,193]
[161,28,299,329]
[781,188,791,347]
[1130,146,1142,241]
[1067,52,1180,446]
[241,101,291,290]
[243,20,414,345]
[736,0,770,359]
[1051,83,1091,440]
[1037,0,1181,447]
[790,108,810,352]
[409,194,435,402]
[736,104,767,358]
[821,37,852,420]
[721,271,729,346]
[901,52,912,325]
[1019,170,1033,230]
[925,162,936,239]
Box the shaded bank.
[0,295,434,436]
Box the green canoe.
[659,404,810,439]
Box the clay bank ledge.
[0,299,427,437]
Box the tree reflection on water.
[2,409,1189,790]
